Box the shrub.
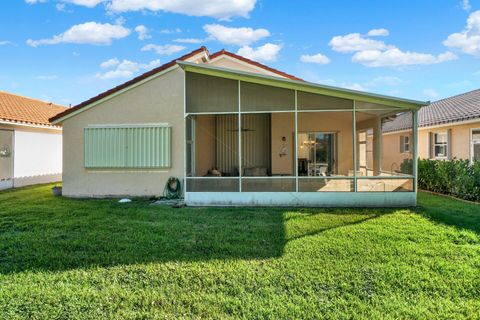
[418,158,480,201]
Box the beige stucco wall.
[381,132,412,172]
[61,67,185,197]
[418,121,480,160]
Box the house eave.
[177,61,428,110]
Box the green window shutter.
[84,125,171,168]
[400,136,405,153]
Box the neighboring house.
[51,46,427,207]
[0,91,66,190]
[417,89,480,162]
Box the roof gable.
[50,46,303,123]
[208,50,302,81]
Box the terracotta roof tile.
[0,91,67,126]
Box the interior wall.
[195,114,271,177]
[271,113,295,175]
[241,114,271,173]
[194,115,216,176]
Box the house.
[417,89,480,162]
[50,46,427,207]
[0,91,66,189]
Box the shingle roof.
[0,91,67,127]
[50,46,302,123]
[419,88,480,127]
[382,111,413,133]
[380,89,480,133]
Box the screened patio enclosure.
[180,62,426,206]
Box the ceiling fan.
[227,128,256,132]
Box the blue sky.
[0,0,479,106]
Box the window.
[84,125,171,168]
[471,129,480,162]
[434,132,448,159]
[400,135,410,153]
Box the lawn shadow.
[415,192,480,235]
[0,185,394,274]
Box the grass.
[0,185,479,319]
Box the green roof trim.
[177,61,428,110]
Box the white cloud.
[34,75,58,80]
[173,38,204,44]
[203,24,269,46]
[135,25,151,40]
[96,59,161,80]
[461,0,471,11]
[27,0,104,7]
[352,48,457,67]
[159,28,182,34]
[0,41,12,45]
[236,43,282,62]
[331,31,458,67]
[56,3,67,11]
[63,0,104,7]
[26,21,130,47]
[423,89,439,100]
[444,11,480,56]
[329,33,391,53]
[300,53,331,65]
[141,44,185,55]
[100,57,120,69]
[107,0,256,20]
[367,28,389,37]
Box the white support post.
[183,71,187,196]
[353,101,357,192]
[238,80,242,192]
[413,110,418,194]
[294,90,298,192]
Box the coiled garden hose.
[163,177,182,199]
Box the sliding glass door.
[298,132,337,176]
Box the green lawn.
[0,185,479,319]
